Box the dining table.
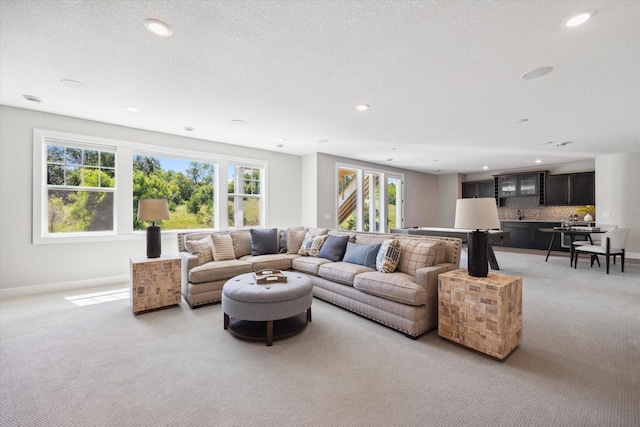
[538,227,605,265]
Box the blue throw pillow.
[342,242,381,269]
[317,234,350,262]
[250,228,278,256]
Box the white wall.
[436,173,462,227]
[0,106,302,294]
[314,153,438,229]
[595,152,640,257]
[300,153,318,227]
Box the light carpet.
[1,250,639,427]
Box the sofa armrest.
[180,251,198,296]
[414,263,459,330]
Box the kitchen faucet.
[517,209,524,220]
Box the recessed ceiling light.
[535,159,543,164]
[144,18,173,37]
[276,144,284,148]
[521,66,553,80]
[565,10,596,27]
[231,119,246,125]
[483,166,489,170]
[60,79,87,91]
[317,139,329,144]
[514,118,529,124]
[355,104,369,111]
[23,94,43,103]
[184,126,194,131]
[126,106,139,112]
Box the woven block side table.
[130,254,182,314]
[438,268,522,359]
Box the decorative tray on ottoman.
[254,270,288,284]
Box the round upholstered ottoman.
[222,272,313,346]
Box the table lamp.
[137,199,170,258]
[454,198,500,277]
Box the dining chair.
[573,228,630,274]
[571,224,617,267]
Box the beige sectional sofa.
[178,227,461,338]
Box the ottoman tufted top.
[222,272,313,304]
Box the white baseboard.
[0,275,129,300]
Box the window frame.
[33,129,269,244]
[227,162,266,229]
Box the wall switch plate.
[602,212,610,218]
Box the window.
[132,154,216,230]
[34,129,269,243]
[228,164,263,227]
[45,142,116,234]
[337,165,402,232]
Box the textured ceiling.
[1,0,639,174]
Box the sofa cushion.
[230,231,252,258]
[298,234,328,256]
[318,262,375,286]
[184,235,214,266]
[244,254,299,271]
[343,242,381,269]
[354,271,427,306]
[188,260,253,283]
[292,256,332,275]
[211,234,235,261]
[376,239,401,273]
[397,239,438,276]
[317,234,350,262]
[250,228,278,255]
[287,228,308,254]
[278,229,288,254]
[308,227,329,236]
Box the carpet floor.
[1,250,639,426]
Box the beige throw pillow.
[212,234,235,261]
[287,228,308,254]
[185,235,214,266]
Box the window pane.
[65,148,83,165]
[227,196,261,227]
[47,189,114,233]
[85,150,99,166]
[388,178,400,230]
[47,145,64,163]
[102,169,115,187]
[133,155,215,230]
[48,164,64,185]
[101,152,115,168]
[338,168,357,230]
[65,165,82,186]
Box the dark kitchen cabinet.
[497,173,541,198]
[500,221,563,251]
[462,180,494,199]
[545,172,594,206]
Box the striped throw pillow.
[212,234,235,261]
[376,239,401,273]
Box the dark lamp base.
[146,225,162,258]
[468,230,488,277]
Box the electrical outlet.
[602,212,610,218]
[325,213,332,219]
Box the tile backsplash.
[498,197,593,222]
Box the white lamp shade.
[454,198,500,230]
[137,199,170,222]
